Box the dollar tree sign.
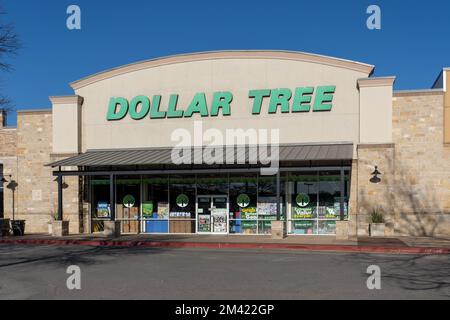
[237,194,250,208]
[176,194,189,208]
[296,193,310,208]
[123,195,135,208]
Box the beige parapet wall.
[69,52,376,153]
[445,70,450,143]
[358,77,395,144]
[50,96,83,155]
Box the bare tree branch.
[0,6,21,112]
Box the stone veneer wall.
[355,91,450,237]
[0,117,18,220]
[1,111,81,234]
[356,145,395,236]
[392,92,450,236]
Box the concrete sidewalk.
[1,233,450,254]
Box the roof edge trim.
[70,50,375,90]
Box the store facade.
[1,51,449,238]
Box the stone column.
[271,221,286,239]
[52,220,69,237]
[103,221,121,238]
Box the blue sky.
[1,0,449,126]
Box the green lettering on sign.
[249,89,271,115]
[167,94,184,118]
[150,95,167,119]
[106,86,337,120]
[185,93,209,117]
[211,92,233,117]
[129,95,150,120]
[107,97,129,121]
[269,88,292,114]
[292,87,314,112]
[313,86,336,112]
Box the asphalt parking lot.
[0,244,449,300]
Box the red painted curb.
[0,238,449,255]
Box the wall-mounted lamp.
[1,174,10,184]
[53,177,69,189]
[370,166,382,184]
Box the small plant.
[369,208,385,224]
[49,212,58,222]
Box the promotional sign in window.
[257,197,278,216]
[97,201,111,218]
[212,208,227,233]
[142,201,154,218]
[157,202,169,219]
[241,207,257,220]
[198,214,211,232]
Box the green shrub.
[369,208,385,223]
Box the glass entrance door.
[196,195,229,234]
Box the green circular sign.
[237,194,250,208]
[296,193,310,207]
[123,195,135,208]
[176,194,189,208]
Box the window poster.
[198,214,211,232]
[241,207,257,220]
[292,206,314,219]
[97,201,111,218]
[257,197,277,216]
[157,202,169,219]
[142,201,154,218]
[170,211,191,218]
[212,209,227,233]
[293,220,315,235]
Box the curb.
[0,238,449,255]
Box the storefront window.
[229,174,258,235]
[288,172,318,235]
[142,176,169,234]
[286,170,349,235]
[169,175,196,233]
[90,176,111,233]
[116,176,141,234]
[87,169,349,236]
[257,175,285,235]
[318,171,342,235]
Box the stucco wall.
[75,58,369,152]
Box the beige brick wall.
[1,111,81,234]
[0,128,17,158]
[354,92,450,237]
[356,92,450,237]
[356,145,396,236]
[0,122,18,220]
[391,92,450,236]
